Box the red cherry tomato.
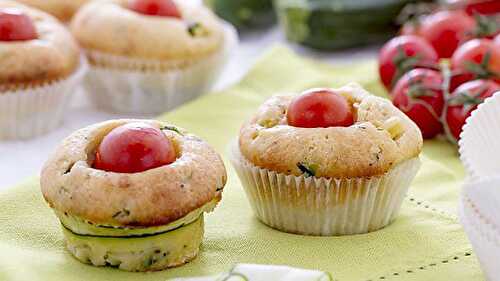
[419,10,476,58]
[0,9,37,41]
[378,35,439,91]
[463,0,500,15]
[128,0,181,18]
[392,69,445,139]
[445,79,500,141]
[93,122,176,173]
[287,89,354,128]
[450,38,500,90]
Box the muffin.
[0,1,86,139]
[14,0,88,22]
[231,83,423,236]
[40,119,227,271]
[70,0,237,114]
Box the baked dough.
[41,119,227,227]
[0,1,80,89]
[14,0,87,21]
[70,0,224,62]
[239,83,423,178]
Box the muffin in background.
[231,83,423,236]
[14,0,88,22]
[70,0,237,114]
[0,1,86,139]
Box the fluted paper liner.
[82,23,238,114]
[459,92,500,179]
[0,57,88,140]
[230,142,421,236]
[459,176,500,281]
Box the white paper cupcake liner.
[0,57,88,140]
[459,176,500,281]
[459,92,500,179]
[82,23,238,115]
[230,143,421,236]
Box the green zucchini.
[275,0,419,50]
[204,0,276,29]
[63,216,204,271]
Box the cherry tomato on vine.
[462,0,500,16]
[419,10,476,59]
[445,79,500,141]
[287,89,354,128]
[0,9,37,41]
[392,69,445,139]
[379,35,439,91]
[450,38,500,91]
[94,122,176,173]
[128,0,181,18]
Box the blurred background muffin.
[70,0,237,114]
[14,0,88,22]
[0,1,86,139]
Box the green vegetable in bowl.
[204,0,276,29]
[275,0,419,50]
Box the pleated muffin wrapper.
[459,176,500,281]
[459,92,500,179]
[82,22,238,115]
[0,56,88,140]
[230,142,421,236]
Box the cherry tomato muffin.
[0,1,85,139]
[14,0,88,22]
[231,83,423,236]
[40,119,227,271]
[70,0,237,114]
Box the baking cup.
[82,23,238,115]
[459,176,500,281]
[230,142,421,236]
[459,92,500,179]
[0,57,88,140]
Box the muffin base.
[82,23,238,115]
[0,57,88,140]
[63,215,204,272]
[230,143,421,236]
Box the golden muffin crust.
[70,0,225,63]
[239,83,423,178]
[14,0,87,21]
[40,119,227,227]
[0,1,80,90]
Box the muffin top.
[14,0,87,22]
[40,119,227,228]
[239,83,423,178]
[0,1,80,90]
[70,0,225,62]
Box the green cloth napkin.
[0,46,484,281]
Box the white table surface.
[0,27,378,190]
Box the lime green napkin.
[0,46,483,281]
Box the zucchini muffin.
[41,119,227,271]
[14,0,87,22]
[231,83,423,236]
[0,1,85,139]
[70,0,237,114]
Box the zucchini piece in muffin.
[40,119,227,271]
